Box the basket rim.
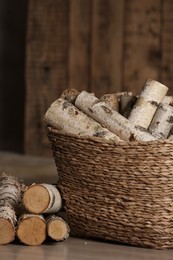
[46,125,173,147]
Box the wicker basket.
[47,126,173,249]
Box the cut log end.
[100,94,119,111]
[0,218,15,245]
[17,215,46,246]
[23,185,50,214]
[47,217,70,241]
[23,184,62,214]
[60,88,80,104]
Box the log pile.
[45,79,173,141]
[0,173,69,245]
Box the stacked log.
[0,200,17,245]
[149,103,173,139]
[128,79,168,129]
[75,91,156,142]
[46,215,70,241]
[16,214,47,246]
[0,173,70,246]
[0,173,24,244]
[45,79,173,142]
[22,183,62,214]
[44,98,121,142]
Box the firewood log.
[100,93,119,111]
[0,200,16,244]
[0,172,24,213]
[162,96,173,106]
[44,98,121,142]
[100,92,135,115]
[128,79,168,129]
[60,88,80,104]
[22,183,62,214]
[149,103,173,139]
[16,214,46,246]
[46,215,70,241]
[119,95,137,118]
[75,91,156,141]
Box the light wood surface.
[1,151,173,259]
[1,237,173,260]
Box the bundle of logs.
[0,173,70,246]
[45,79,173,142]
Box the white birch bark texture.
[0,201,17,244]
[162,96,173,106]
[46,215,70,241]
[100,94,119,111]
[149,103,173,139]
[16,214,46,246]
[44,98,121,142]
[75,91,156,141]
[60,88,80,104]
[128,79,168,129]
[0,172,24,213]
[22,183,62,214]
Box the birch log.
[75,91,156,141]
[60,88,80,104]
[22,183,62,214]
[100,92,134,113]
[119,95,137,118]
[46,215,70,241]
[100,94,119,111]
[16,214,46,246]
[0,201,17,244]
[128,79,168,129]
[149,103,173,139]
[0,173,24,213]
[162,96,173,106]
[44,98,121,142]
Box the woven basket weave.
[47,126,173,249]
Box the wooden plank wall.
[25,0,69,156]
[123,0,162,94]
[25,0,173,156]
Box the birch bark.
[149,103,173,139]
[60,88,80,104]
[0,173,24,213]
[0,201,16,244]
[128,79,168,129]
[22,183,62,214]
[45,98,121,141]
[75,91,156,141]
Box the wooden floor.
[1,151,173,259]
[2,237,173,260]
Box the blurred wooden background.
[1,0,173,156]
